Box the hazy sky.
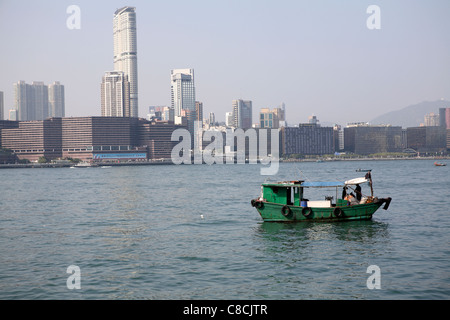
[1,0,449,125]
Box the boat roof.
[262,177,368,188]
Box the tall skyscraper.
[208,112,215,126]
[48,81,65,118]
[232,99,252,129]
[439,107,450,129]
[113,7,138,117]
[101,71,130,117]
[0,91,4,120]
[446,109,450,130]
[225,112,233,127]
[195,101,203,125]
[171,68,196,118]
[279,102,286,127]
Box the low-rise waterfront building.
[1,118,62,161]
[61,116,140,161]
[406,126,447,153]
[0,120,20,149]
[1,117,187,162]
[281,123,334,156]
[138,119,186,159]
[344,124,402,155]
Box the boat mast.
[365,171,373,196]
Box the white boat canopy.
[300,177,369,188]
[344,177,369,186]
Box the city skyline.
[0,1,449,125]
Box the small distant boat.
[434,162,446,167]
[73,162,98,168]
[251,171,391,222]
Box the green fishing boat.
[251,171,391,222]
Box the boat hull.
[252,201,385,222]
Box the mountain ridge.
[369,100,449,128]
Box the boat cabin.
[261,177,371,208]
[261,180,304,206]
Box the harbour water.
[0,160,449,299]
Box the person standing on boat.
[355,184,362,201]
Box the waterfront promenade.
[0,155,448,169]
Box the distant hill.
[370,100,449,128]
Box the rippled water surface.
[0,160,449,299]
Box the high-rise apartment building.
[232,99,252,129]
[113,6,138,117]
[0,91,3,120]
[14,81,63,121]
[333,124,344,152]
[101,71,130,117]
[48,81,65,118]
[14,81,30,121]
[424,112,439,126]
[31,82,49,120]
[171,68,196,118]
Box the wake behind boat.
[251,171,391,222]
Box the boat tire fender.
[254,201,264,209]
[281,205,293,218]
[301,207,312,217]
[333,207,343,217]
